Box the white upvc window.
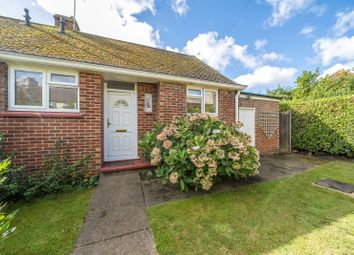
[9,66,79,112]
[186,86,218,115]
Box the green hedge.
[280,96,354,156]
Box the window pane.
[15,70,43,106]
[107,80,135,90]
[49,86,78,110]
[187,89,202,96]
[51,73,76,84]
[187,96,201,113]
[205,90,217,113]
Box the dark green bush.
[0,159,17,240]
[280,96,354,156]
[0,135,98,201]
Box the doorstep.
[101,159,152,173]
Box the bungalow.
[0,13,279,173]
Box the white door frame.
[239,107,256,146]
[104,82,138,162]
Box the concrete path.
[141,153,333,207]
[72,172,157,255]
[72,153,333,254]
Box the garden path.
[72,153,332,254]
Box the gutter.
[239,93,280,102]
[0,51,247,90]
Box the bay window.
[9,67,79,112]
[187,87,218,115]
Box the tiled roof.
[0,16,238,85]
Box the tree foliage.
[267,69,354,100]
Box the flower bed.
[140,114,260,191]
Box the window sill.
[0,111,84,118]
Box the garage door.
[239,107,256,146]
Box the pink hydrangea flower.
[163,140,172,149]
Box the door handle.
[107,118,111,128]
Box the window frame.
[186,86,218,116]
[187,87,203,114]
[8,65,80,113]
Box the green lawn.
[148,161,354,255]
[0,189,93,255]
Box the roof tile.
[0,16,237,85]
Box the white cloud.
[299,26,316,36]
[234,65,297,87]
[309,4,327,17]
[313,36,354,66]
[255,39,267,50]
[166,46,180,52]
[333,8,354,37]
[262,52,284,61]
[321,61,354,77]
[183,32,235,71]
[265,0,312,26]
[36,0,159,47]
[183,32,260,71]
[171,0,189,16]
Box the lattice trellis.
[257,112,279,139]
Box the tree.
[266,85,293,100]
[292,68,320,99]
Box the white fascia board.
[239,94,280,102]
[0,51,247,90]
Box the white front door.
[105,92,137,161]
[239,107,256,146]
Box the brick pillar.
[218,89,236,123]
[157,82,186,123]
[0,62,8,112]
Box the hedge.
[280,95,353,156]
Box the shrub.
[280,95,354,156]
[0,136,98,201]
[0,159,17,240]
[140,114,260,191]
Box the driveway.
[72,153,332,254]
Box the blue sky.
[1,0,353,93]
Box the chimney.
[59,17,65,33]
[23,8,31,26]
[53,14,80,31]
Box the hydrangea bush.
[139,114,260,191]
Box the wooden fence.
[279,110,291,153]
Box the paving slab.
[73,229,157,255]
[314,179,354,195]
[72,171,157,254]
[76,203,149,246]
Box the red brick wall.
[0,63,7,112]
[219,90,236,123]
[239,97,279,154]
[137,82,157,155]
[156,82,186,123]
[0,68,104,174]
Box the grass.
[148,161,354,255]
[0,189,93,255]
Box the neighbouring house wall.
[0,66,104,174]
[219,90,236,123]
[239,97,279,154]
